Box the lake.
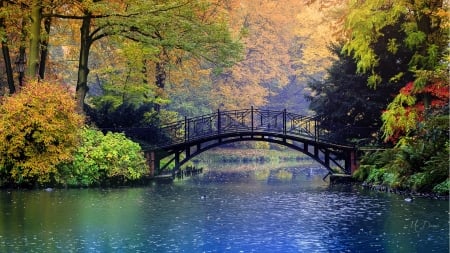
[0,164,448,252]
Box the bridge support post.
[172,151,181,177]
[251,106,254,133]
[217,109,221,135]
[314,145,319,158]
[350,150,358,174]
[145,151,158,177]
[324,149,330,168]
[343,149,358,175]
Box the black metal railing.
[103,107,364,149]
[151,107,348,148]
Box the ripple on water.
[0,171,448,252]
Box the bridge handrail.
[102,108,367,150]
[151,107,355,149]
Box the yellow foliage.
[0,80,84,184]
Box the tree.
[291,0,347,82]
[343,0,449,140]
[0,80,84,186]
[343,0,448,88]
[0,0,72,92]
[113,0,242,112]
[50,0,242,112]
[343,0,449,193]
[0,0,15,94]
[382,80,449,142]
[307,44,403,144]
[27,0,42,79]
[0,0,26,94]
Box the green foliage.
[307,44,403,144]
[58,128,148,187]
[343,0,403,73]
[366,167,387,185]
[386,38,398,54]
[0,80,84,186]
[432,179,450,195]
[86,102,159,128]
[90,41,163,109]
[344,0,448,84]
[381,91,418,141]
[404,28,426,50]
[343,1,449,148]
[358,112,449,194]
[353,164,372,182]
[367,73,382,88]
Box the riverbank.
[359,181,449,200]
[328,174,449,200]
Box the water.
[0,167,448,253]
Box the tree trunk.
[18,14,28,87]
[154,61,166,112]
[27,0,42,79]
[39,17,51,80]
[0,0,15,94]
[76,14,92,112]
[1,40,15,94]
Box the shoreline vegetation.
[1,146,448,201]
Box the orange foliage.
[382,81,449,142]
[0,80,84,184]
[401,82,449,112]
[203,0,347,110]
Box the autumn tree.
[292,0,347,82]
[0,0,27,93]
[45,0,241,113]
[344,0,449,193]
[170,0,349,111]
[342,0,449,140]
[0,0,15,94]
[27,0,42,79]
[110,0,242,113]
[0,80,84,186]
[210,0,304,110]
[0,0,74,93]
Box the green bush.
[357,112,449,193]
[58,128,148,187]
[433,179,450,195]
[366,168,387,185]
[352,164,372,181]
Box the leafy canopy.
[343,0,448,88]
[343,0,449,140]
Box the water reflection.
[0,165,448,252]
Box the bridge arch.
[147,131,357,177]
[115,108,359,177]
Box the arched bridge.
[114,107,359,177]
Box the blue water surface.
[0,167,448,253]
